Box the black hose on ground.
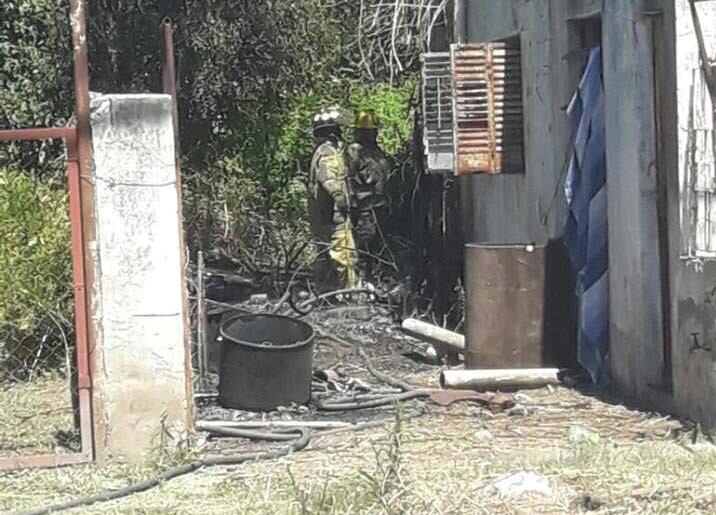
[13,429,311,515]
[195,423,302,441]
[313,390,429,411]
[14,404,429,515]
[311,347,433,411]
[358,347,418,392]
[16,321,431,514]
[200,408,427,443]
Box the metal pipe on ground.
[400,318,465,353]
[439,368,561,391]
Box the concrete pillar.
[602,0,665,399]
[89,94,192,462]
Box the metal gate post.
[0,128,94,470]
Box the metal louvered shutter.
[421,52,454,173]
[451,40,524,175]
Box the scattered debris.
[473,428,494,441]
[572,494,607,511]
[428,390,514,411]
[249,293,268,304]
[424,345,440,364]
[313,367,373,394]
[567,425,600,444]
[507,403,536,417]
[491,471,552,498]
[514,392,536,404]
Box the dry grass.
[0,374,74,458]
[3,386,716,514]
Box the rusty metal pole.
[161,17,180,156]
[69,0,91,168]
[196,251,207,392]
[69,0,97,461]
[161,17,196,426]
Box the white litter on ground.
[491,471,552,498]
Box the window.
[570,16,601,52]
[683,66,716,256]
[450,36,524,175]
[677,0,716,257]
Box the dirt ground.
[3,304,716,514]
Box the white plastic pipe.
[440,368,561,390]
[401,318,466,352]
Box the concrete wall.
[672,0,716,426]
[461,0,614,367]
[461,0,603,245]
[89,94,192,461]
[601,0,671,404]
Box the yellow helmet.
[354,109,379,129]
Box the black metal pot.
[218,314,315,411]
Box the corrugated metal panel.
[421,52,454,173]
[451,40,524,175]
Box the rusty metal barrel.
[464,243,546,369]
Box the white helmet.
[312,106,344,131]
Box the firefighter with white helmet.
[308,106,357,291]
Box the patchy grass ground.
[3,386,716,515]
[3,310,715,514]
[0,373,74,458]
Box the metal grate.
[422,52,454,173]
[451,40,525,175]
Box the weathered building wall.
[90,94,192,461]
[461,0,613,367]
[601,0,671,405]
[461,0,680,409]
[461,0,602,245]
[672,0,716,426]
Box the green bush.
[350,81,416,155]
[0,0,72,178]
[184,80,417,270]
[0,169,72,377]
[2,1,422,288]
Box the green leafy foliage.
[0,0,72,177]
[0,0,72,127]
[350,82,416,155]
[0,169,72,375]
[0,1,423,362]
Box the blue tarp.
[564,46,608,384]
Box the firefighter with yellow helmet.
[308,106,358,291]
[345,109,390,283]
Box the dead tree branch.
[352,0,449,82]
[689,0,716,99]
